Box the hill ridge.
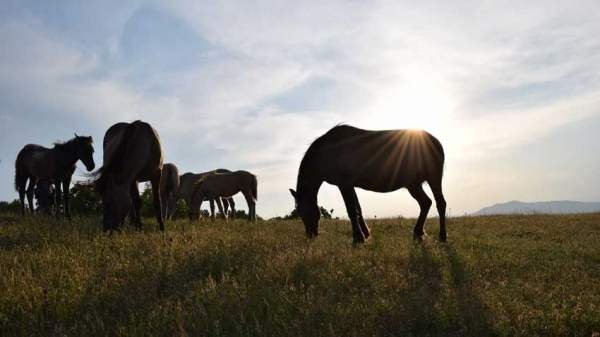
[474,200,600,215]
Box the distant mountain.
[473,200,600,216]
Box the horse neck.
[52,143,78,170]
[297,171,322,203]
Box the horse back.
[160,163,179,194]
[15,144,55,179]
[99,120,163,186]
[196,170,254,199]
[102,123,128,164]
[304,125,444,191]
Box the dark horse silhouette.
[94,120,165,232]
[189,170,257,222]
[290,124,446,243]
[160,162,180,220]
[178,169,236,219]
[14,134,95,217]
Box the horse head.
[290,188,320,238]
[100,176,131,231]
[74,133,96,172]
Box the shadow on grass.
[4,240,265,337]
[443,245,498,336]
[0,232,43,250]
[378,242,498,337]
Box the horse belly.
[324,156,420,192]
[29,152,55,179]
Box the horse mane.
[53,138,77,150]
[298,123,346,178]
[53,135,93,152]
[93,123,136,193]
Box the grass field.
[0,212,599,337]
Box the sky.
[1,0,600,219]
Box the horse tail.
[426,132,445,180]
[94,122,138,193]
[251,175,258,202]
[163,165,174,193]
[429,133,444,163]
[14,163,21,192]
[14,146,29,191]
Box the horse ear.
[74,132,79,138]
[289,188,298,200]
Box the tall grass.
[1,213,599,336]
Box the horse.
[94,120,165,232]
[289,124,446,243]
[14,134,95,217]
[190,170,257,222]
[178,169,236,219]
[160,163,179,220]
[34,179,55,214]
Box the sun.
[361,68,456,136]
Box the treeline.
[272,206,335,220]
[0,182,333,221]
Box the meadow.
[0,212,599,337]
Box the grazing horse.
[94,120,165,232]
[290,124,446,243]
[14,134,95,217]
[178,169,235,219]
[190,170,257,222]
[160,163,180,220]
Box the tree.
[277,206,334,220]
[0,200,21,213]
[139,183,155,217]
[69,182,102,215]
[319,206,334,219]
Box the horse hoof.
[353,236,367,244]
[438,233,447,242]
[413,232,428,242]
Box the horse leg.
[215,198,226,220]
[62,177,72,219]
[168,193,176,220]
[408,184,432,241]
[17,177,27,215]
[209,199,216,220]
[130,182,142,229]
[229,198,236,219]
[53,182,61,217]
[151,172,165,231]
[241,191,254,222]
[429,178,447,242]
[350,188,370,239]
[161,192,168,221]
[187,198,196,221]
[26,177,36,214]
[222,198,229,217]
[339,186,366,243]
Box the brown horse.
[94,121,165,232]
[190,170,257,222]
[14,134,95,217]
[178,169,235,219]
[160,163,179,220]
[290,124,446,243]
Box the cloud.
[1,1,600,217]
